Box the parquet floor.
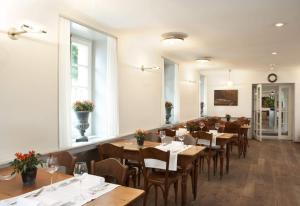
[138,140,300,206]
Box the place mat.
[144,141,192,171]
[0,174,119,206]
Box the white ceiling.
[4,0,300,71]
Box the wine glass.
[215,123,220,132]
[73,162,88,200]
[178,135,185,145]
[46,156,59,191]
[199,122,205,131]
[159,131,166,144]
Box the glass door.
[254,84,262,141]
[279,85,290,139]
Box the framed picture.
[214,90,238,106]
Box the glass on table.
[159,131,166,144]
[73,162,88,200]
[178,135,185,145]
[215,123,220,132]
[199,122,205,131]
[45,156,59,191]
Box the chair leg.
[213,155,217,176]
[207,157,211,181]
[163,186,169,206]
[143,183,149,206]
[138,167,141,186]
[174,181,178,206]
[155,186,158,206]
[133,173,137,188]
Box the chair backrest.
[224,121,241,133]
[91,158,128,186]
[176,134,196,145]
[158,128,176,137]
[50,151,76,175]
[145,132,161,142]
[98,143,124,162]
[197,131,213,148]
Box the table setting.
[0,173,119,206]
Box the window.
[71,37,92,138]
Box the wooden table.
[112,139,205,206]
[0,168,144,206]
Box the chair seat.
[148,171,180,184]
[126,160,142,167]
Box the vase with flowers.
[73,100,95,142]
[135,129,146,146]
[11,150,43,186]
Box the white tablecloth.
[197,131,224,147]
[144,141,192,171]
[0,174,119,206]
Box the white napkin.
[81,173,105,190]
[145,141,191,171]
[176,128,188,136]
[197,132,224,147]
[16,198,39,206]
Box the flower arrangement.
[11,151,43,174]
[73,100,95,112]
[135,129,146,146]
[165,101,173,109]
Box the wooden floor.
[137,140,300,206]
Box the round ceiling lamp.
[161,32,188,46]
[196,57,212,64]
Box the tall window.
[71,37,92,138]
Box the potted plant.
[135,129,146,146]
[11,151,43,186]
[165,101,173,124]
[225,114,231,122]
[73,100,95,142]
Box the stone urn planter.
[75,111,90,142]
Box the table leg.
[219,145,224,179]
[193,160,199,200]
[181,171,188,206]
[226,143,230,174]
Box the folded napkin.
[176,128,188,136]
[145,141,191,171]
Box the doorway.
[252,83,294,141]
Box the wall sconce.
[140,65,160,72]
[8,24,47,40]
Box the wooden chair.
[91,158,128,186]
[50,151,76,175]
[158,128,176,137]
[98,143,138,187]
[140,147,180,206]
[196,131,219,180]
[224,121,242,158]
[145,132,161,142]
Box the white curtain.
[174,64,180,122]
[104,36,119,137]
[161,60,166,125]
[58,17,72,148]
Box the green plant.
[165,101,173,109]
[225,114,231,119]
[11,151,43,174]
[134,129,146,140]
[73,100,95,112]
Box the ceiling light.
[275,22,285,27]
[161,32,188,46]
[196,57,211,64]
[272,52,278,55]
[227,69,233,87]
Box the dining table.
[0,167,144,206]
[112,139,205,206]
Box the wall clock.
[268,73,277,83]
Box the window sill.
[71,135,121,149]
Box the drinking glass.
[200,122,205,131]
[73,162,88,200]
[215,123,220,132]
[46,156,59,191]
[159,131,166,144]
[178,135,185,145]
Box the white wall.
[201,69,300,141]
[0,2,201,163]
